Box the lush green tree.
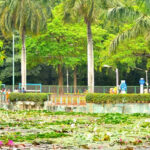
[25,4,111,93]
[0,0,51,89]
[63,0,122,93]
[50,0,62,7]
[98,20,150,85]
[0,0,148,89]
[109,0,150,52]
[25,5,87,94]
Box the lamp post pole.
[116,68,119,94]
[12,34,15,92]
[67,69,69,93]
[103,65,119,94]
[146,70,149,93]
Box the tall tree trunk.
[73,67,77,93]
[87,22,94,93]
[21,28,27,90]
[58,64,63,95]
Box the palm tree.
[0,0,51,90]
[109,0,150,52]
[63,0,121,93]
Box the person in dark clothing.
[22,88,26,93]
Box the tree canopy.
[0,0,150,88]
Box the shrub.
[86,93,150,104]
[9,93,48,104]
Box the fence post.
[103,87,106,93]
[57,86,59,96]
[77,96,79,105]
[66,96,68,106]
[79,89,81,94]
[134,86,137,94]
[60,96,62,105]
[40,84,42,93]
[71,95,73,105]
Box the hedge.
[86,93,150,104]
[9,93,48,103]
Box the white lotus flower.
[107,132,112,136]
[73,119,76,123]
[87,134,92,138]
[71,124,75,128]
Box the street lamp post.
[116,68,119,94]
[146,70,149,93]
[67,69,69,93]
[12,34,15,92]
[103,65,119,94]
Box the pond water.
[0,110,150,150]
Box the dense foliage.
[0,0,150,88]
[9,93,48,103]
[86,93,150,104]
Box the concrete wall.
[45,102,150,114]
[86,103,150,114]
[2,101,150,114]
